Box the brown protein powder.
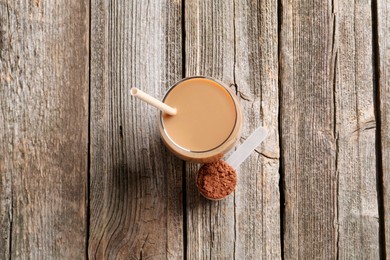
[196,160,237,200]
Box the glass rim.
[160,76,238,153]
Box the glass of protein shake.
[158,76,242,163]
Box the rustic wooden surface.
[378,0,390,257]
[233,0,280,258]
[0,0,89,259]
[335,0,379,258]
[1,0,388,259]
[281,0,381,258]
[280,1,338,258]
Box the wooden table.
[1,0,389,259]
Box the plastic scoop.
[226,126,268,170]
[131,87,177,116]
[196,126,268,200]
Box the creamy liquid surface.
[162,78,236,152]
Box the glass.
[158,76,243,163]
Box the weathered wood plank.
[335,0,379,258]
[281,0,379,258]
[233,0,280,258]
[377,0,390,255]
[185,0,280,258]
[0,0,89,259]
[88,0,183,258]
[280,1,337,258]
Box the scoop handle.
[226,126,268,169]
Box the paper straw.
[131,87,177,116]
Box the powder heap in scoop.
[196,160,237,200]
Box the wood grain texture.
[88,0,183,259]
[185,0,280,258]
[378,0,390,255]
[280,1,337,258]
[0,0,89,259]
[334,0,379,258]
[281,0,379,258]
[233,0,280,258]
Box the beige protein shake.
[158,76,242,163]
